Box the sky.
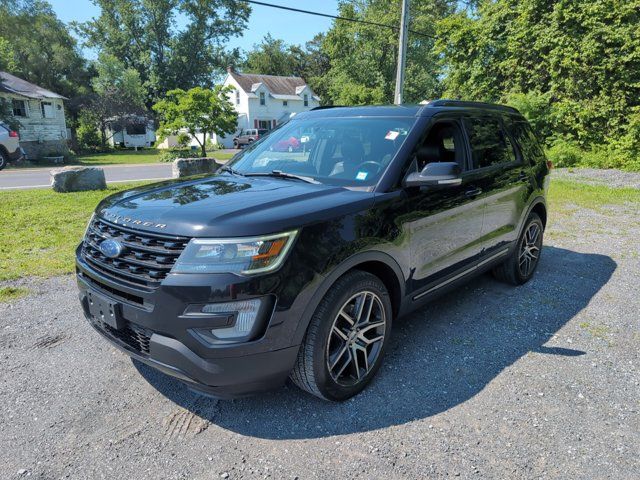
[48,0,340,58]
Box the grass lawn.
[8,149,237,169]
[75,149,164,165]
[0,182,144,283]
[1,178,638,292]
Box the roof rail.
[429,99,519,114]
[310,105,347,111]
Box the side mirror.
[404,162,462,188]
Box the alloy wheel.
[325,291,386,386]
[518,222,542,277]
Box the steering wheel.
[354,161,383,175]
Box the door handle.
[464,187,482,198]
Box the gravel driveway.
[1,182,638,479]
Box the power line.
[241,0,435,39]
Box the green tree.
[436,0,640,161]
[92,53,146,108]
[319,0,455,105]
[76,0,251,104]
[153,86,237,157]
[0,0,91,99]
[243,34,300,77]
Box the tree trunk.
[201,133,207,157]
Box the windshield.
[227,116,415,187]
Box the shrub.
[159,149,201,163]
[176,132,191,148]
[546,139,583,168]
[76,118,101,152]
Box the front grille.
[81,217,190,287]
[94,319,152,356]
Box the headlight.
[172,230,298,275]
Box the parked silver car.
[0,122,25,170]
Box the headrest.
[416,144,442,164]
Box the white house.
[216,68,320,148]
[0,71,68,158]
[156,69,321,150]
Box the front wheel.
[493,212,544,285]
[291,270,392,401]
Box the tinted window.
[464,117,516,169]
[508,120,545,165]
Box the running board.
[412,248,510,301]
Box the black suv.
[76,101,550,401]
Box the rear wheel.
[291,270,392,401]
[0,150,7,170]
[493,213,544,285]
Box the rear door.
[461,114,529,256]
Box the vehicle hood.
[96,173,375,237]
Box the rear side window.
[508,120,545,165]
[464,116,516,169]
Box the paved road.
[1,180,638,479]
[0,163,174,190]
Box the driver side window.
[411,120,466,173]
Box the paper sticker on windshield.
[356,171,368,181]
[385,130,400,140]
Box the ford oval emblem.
[99,239,124,259]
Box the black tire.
[290,270,393,401]
[233,141,239,149]
[0,150,7,171]
[493,212,544,285]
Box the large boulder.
[172,157,223,178]
[50,166,107,193]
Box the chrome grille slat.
[81,217,190,286]
[85,239,175,271]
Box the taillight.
[9,130,19,138]
[546,160,553,170]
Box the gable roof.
[229,71,309,96]
[0,71,67,100]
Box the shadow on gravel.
[135,246,615,439]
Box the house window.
[12,99,27,117]
[304,94,309,107]
[235,90,240,105]
[260,92,265,106]
[126,124,146,135]
[41,101,55,119]
[283,100,288,107]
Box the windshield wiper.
[243,170,320,184]
[220,165,245,176]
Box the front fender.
[290,249,406,345]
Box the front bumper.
[76,248,303,398]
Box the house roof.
[0,71,67,100]
[229,71,310,96]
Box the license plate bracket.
[87,290,124,330]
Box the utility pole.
[394,0,410,105]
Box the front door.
[387,115,486,297]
